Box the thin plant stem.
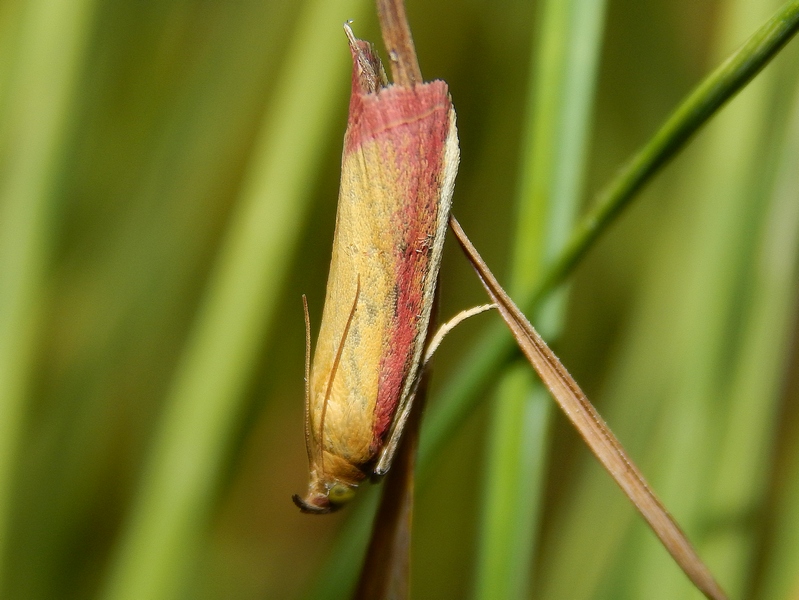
[474,0,606,597]
[99,1,370,599]
[727,65,799,600]
[623,0,789,595]
[0,0,98,585]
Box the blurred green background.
[1,0,799,598]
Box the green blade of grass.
[474,367,551,599]
[4,5,310,598]
[747,72,799,600]
[619,0,788,596]
[703,64,799,594]
[473,0,606,597]
[99,1,369,599]
[539,0,798,593]
[542,6,797,596]
[303,490,379,600]
[0,0,98,586]
[536,0,799,299]
[0,1,23,109]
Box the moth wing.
[374,107,459,476]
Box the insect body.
[293,27,458,514]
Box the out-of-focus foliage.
[0,0,798,598]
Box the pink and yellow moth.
[293,25,458,514]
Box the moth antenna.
[318,276,361,477]
[302,295,313,466]
[423,303,497,366]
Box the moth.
[293,25,458,514]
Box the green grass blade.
[748,72,799,600]
[474,367,552,599]
[540,0,795,595]
[704,69,799,595]
[473,0,606,597]
[99,1,369,598]
[0,0,98,585]
[303,489,380,600]
[619,0,788,596]
[539,0,799,298]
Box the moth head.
[292,481,358,514]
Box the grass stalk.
[540,0,793,595]
[704,68,799,594]
[99,1,369,598]
[747,72,799,600]
[473,0,606,597]
[0,0,97,585]
[623,0,786,596]
[474,368,551,599]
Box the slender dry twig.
[423,304,496,366]
[449,215,727,600]
[353,376,426,600]
[376,0,422,86]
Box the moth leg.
[375,303,496,476]
[423,304,496,366]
